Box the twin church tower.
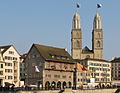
[71,11,103,59]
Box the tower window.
[98,33,100,38]
[86,55,90,58]
[97,41,100,47]
[76,40,80,48]
[76,32,80,38]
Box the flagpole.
[96,7,98,14]
[75,3,77,13]
[96,4,99,13]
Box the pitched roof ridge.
[83,46,90,50]
[85,58,109,62]
[34,44,65,50]
[0,45,12,48]
[0,45,13,54]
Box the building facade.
[25,44,75,89]
[79,58,111,86]
[111,57,120,81]
[0,45,21,87]
[0,61,5,86]
[19,54,27,86]
[75,63,92,88]
[71,12,103,60]
[0,49,5,86]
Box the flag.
[64,64,67,69]
[82,66,87,71]
[35,66,43,72]
[51,65,56,70]
[76,3,80,8]
[97,4,102,8]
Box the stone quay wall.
[14,88,117,93]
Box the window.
[5,69,7,72]
[32,55,36,58]
[5,56,7,59]
[95,78,99,81]
[0,64,3,68]
[14,70,17,73]
[20,73,22,76]
[8,76,12,79]
[14,62,17,66]
[97,41,100,47]
[76,32,80,38]
[48,74,51,78]
[0,71,3,75]
[98,33,100,38]
[81,73,83,76]
[86,55,90,58]
[13,57,17,60]
[5,63,12,66]
[5,69,12,73]
[76,40,80,48]
[54,75,60,78]
[95,73,99,76]
[9,51,14,55]
[8,57,12,60]
[62,75,66,78]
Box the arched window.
[76,40,80,48]
[45,81,50,90]
[63,81,67,89]
[86,55,90,58]
[76,32,79,38]
[51,81,56,89]
[68,82,72,88]
[57,81,61,89]
[98,33,100,38]
[97,41,100,47]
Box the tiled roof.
[33,44,75,63]
[83,58,110,63]
[111,57,120,63]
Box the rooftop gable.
[0,45,20,56]
[0,45,11,54]
[82,46,93,53]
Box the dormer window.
[9,51,14,55]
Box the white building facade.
[0,45,21,87]
[79,58,111,87]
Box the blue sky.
[0,0,119,60]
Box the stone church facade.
[71,12,103,60]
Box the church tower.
[71,12,82,59]
[92,12,103,59]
